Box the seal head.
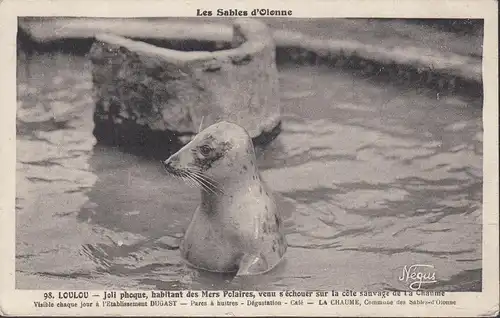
[163,121,287,276]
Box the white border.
[0,0,498,316]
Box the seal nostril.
[162,160,172,171]
[163,157,181,174]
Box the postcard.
[0,0,498,316]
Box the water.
[16,53,482,291]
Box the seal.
[162,121,287,276]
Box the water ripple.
[16,55,482,291]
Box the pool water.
[16,53,482,291]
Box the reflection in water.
[16,53,482,291]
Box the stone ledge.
[89,18,281,159]
[273,30,482,99]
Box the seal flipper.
[236,253,269,276]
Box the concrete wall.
[89,18,281,158]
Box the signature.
[398,264,437,290]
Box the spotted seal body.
[162,121,287,276]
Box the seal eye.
[199,145,212,157]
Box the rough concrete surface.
[89,18,281,157]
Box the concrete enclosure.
[89,18,281,158]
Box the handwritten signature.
[398,264,437,290]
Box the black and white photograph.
[1,0,498,316]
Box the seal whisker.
[163,165,183,183]
[188,170,224,195]
[185,167,222,187]
[166,167,199,190]
[178,171,202,189]
[188,170,222,189]
[187,171,221,195]
[189,173,219,195]
[179,170,211,193]
[185,176,203,190]
[166,168,190,186]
